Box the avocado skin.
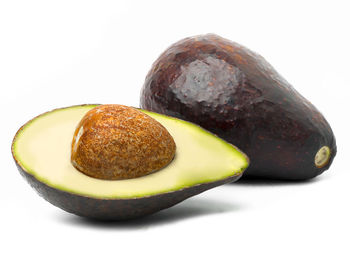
[140,34,336,180]
[14,161,241,220]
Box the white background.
[1,1,349,279]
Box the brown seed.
[71,104,176,180]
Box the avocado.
[12,104,248,220]
[140,34,336,180]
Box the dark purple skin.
[13,161,242,220]
[141,34,336,180]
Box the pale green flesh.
[13,105,248,199]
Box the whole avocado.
[140,34,336,180]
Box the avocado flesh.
[12,105,248,199]
[141,34,336,180]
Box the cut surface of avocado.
[12,105,248,199]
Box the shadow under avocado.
[58,196,242,229]
[229,175,322,187]
[56,175,328,228]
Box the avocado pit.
[71,104,176,180]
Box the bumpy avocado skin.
[140,34,336,180]
[14,161,241,220]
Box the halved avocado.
[12,105,249,220]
